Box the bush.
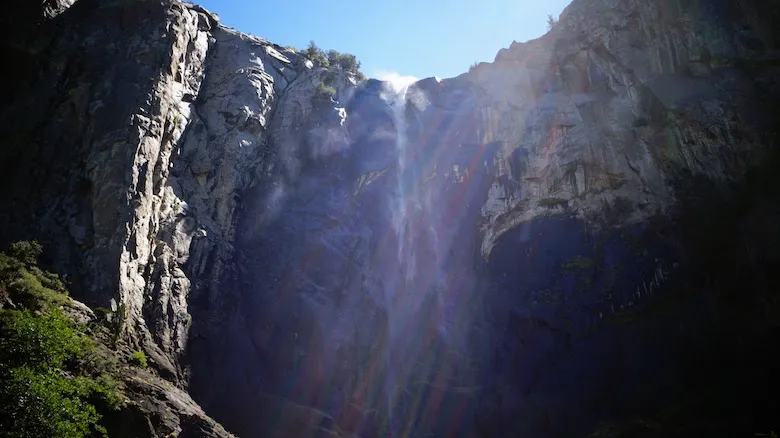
[0,367,105,438]
[7,241,42,265]
[547,14,557,30]
[1,241,69,310]
[0,243,123,437]
[130,350,147,369]
[316,82,337,99]
[562,255,596,271]
[327,50,360,73]
[304,40,329,67]
[94,302,127,350]
[304,40,364,77]
[5,269,70,309]
[537,197,569,208]
[1,309,85,372]
[0,310,122,437]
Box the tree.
[315,82,336,100]
[8,241,42,265]
[547,14,557,30]
[0,367,105,438]
[304,40,319,59]
[327,50,359,73]
[304,41,363,77]
[305,40,329,67]
[0,310,115,437]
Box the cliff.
[0,0,778,436]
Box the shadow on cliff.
[472,148,780,438]
[588,148,780,436]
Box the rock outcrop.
[467,0,780,256]
[1,0,779,436]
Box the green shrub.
[0,309,122,437]
[94,302,126,349]
[93,306,112,322]
[111,302,126,348]
[7,240,42,265]
[1,309,85,372]
[1,241,70,310]
[322,69,337,85]
[316,82,337,99]
[130,350,147,369]
[28,266,67,293]
[304,40,364,77]
[327,49,360,73]
[547,14,557,30]
[0,243,123,437]
[304,40,329,67]
[562,255,596,271]
[0,254,22,285]
[6,269,70,309]
[538,197,569,208]
[0,367,105,438]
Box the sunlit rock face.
[468,0,779,257]
[1,0,779,437]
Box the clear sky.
[194,0,572,81]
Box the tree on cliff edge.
[547,14,557,30]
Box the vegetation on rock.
[547,14,557,30]
[130,350,148,369]
[0,242,124,437]
[6,240,42,265]
[304,40,366,81]
[316,82,337,99]
[562,255,596,271]
[538,197,569,208]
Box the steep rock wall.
[468,0,780,255]
[0,0,217,380]
[190,0,780,435]
[0,0,356,377]
[0,0,778,437]
[0,0,363,433]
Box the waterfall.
[378,75,458,435]
[387,83,415,279]
[379,76,417,434]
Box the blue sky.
[195,0,572,80]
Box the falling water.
[380,76,417,434]
[379,74,460,436]
[387,85,415,278]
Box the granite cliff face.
[1,0,779,436]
